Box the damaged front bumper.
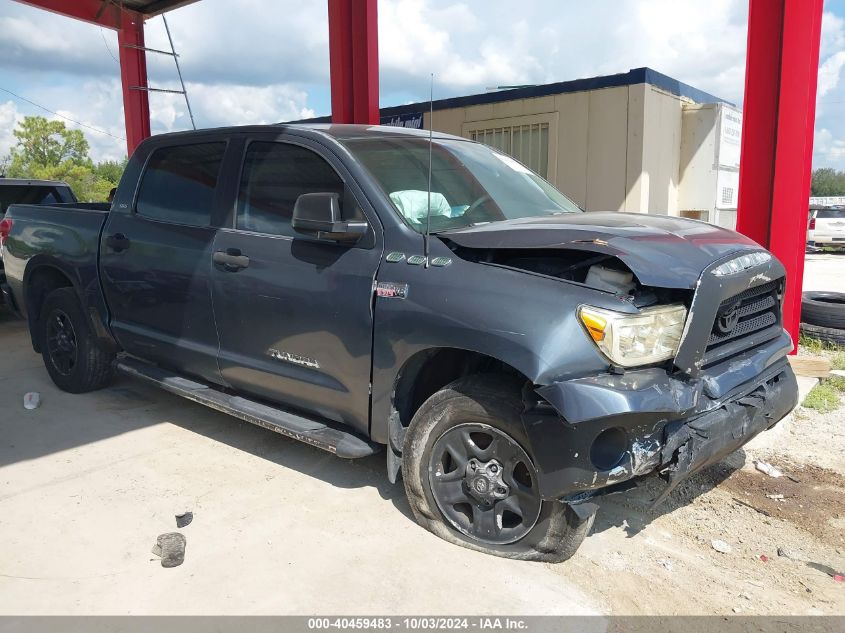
[521,333,798,504]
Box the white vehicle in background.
[812,206,845,247]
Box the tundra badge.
[268,349,320,369]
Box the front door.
[210,138,381,435]
[100,140,226,383]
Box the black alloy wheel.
[38,288,115,393]
[428,422,542,545]
[45,309,79,376]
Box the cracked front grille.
[703,279,783,367]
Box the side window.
[136,142,225,226]
[236,142,347,236]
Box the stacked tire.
[801,291,845,346]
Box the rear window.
[817,208,845,219]
[136,143,225,226]
[0,185,74,214]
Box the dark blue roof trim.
[291,67,731,124]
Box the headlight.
[578,304,687,367]
[711,251,771,277]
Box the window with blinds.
[469,122,550,178]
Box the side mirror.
[292,192,368,242]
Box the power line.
[0,86,125,141]
[100,27,119,64]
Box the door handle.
[213,249,250,271]
[106,233,130,252]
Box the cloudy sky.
[1,0,844,168]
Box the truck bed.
[1,203,111,319]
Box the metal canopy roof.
[111,0,199,17]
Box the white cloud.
[148,82,316,129]
[0,76,316,164]
[141,0,329,87]
[0,0,843,169]
[817,50,845,99]
[378,0,748,103]
[821,9,845,59]
[815,128,845,164]
[815,9,845,169]
[0,12,118,77]
[0,100,25,169]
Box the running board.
[115,358,381,459]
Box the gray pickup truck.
[0,124,798,561]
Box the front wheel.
[402,375,594,562]
[39,288,114,393]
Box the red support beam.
[328,0,379,124]
[12,0,122,29]
[736,0,823,351]
[328,0,354,123]
[350,0,379,124]
[117,9,152,155]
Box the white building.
[359,68,744,228]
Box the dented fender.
[535,369,701,424]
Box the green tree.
[811,168,845,197]
[7,116,89,171]
[2,116,126,202]
[93,159,128,184]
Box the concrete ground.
[0,311,599,615]
[0,254,841,615]
[802,250,844,292]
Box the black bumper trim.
[650,362,798,506]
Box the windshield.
[341,137,581,233]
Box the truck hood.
[439,212,762,289]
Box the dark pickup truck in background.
[0,178,76,303]
[0,124,798,561]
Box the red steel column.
[736,0,823,351]
[350,0,379,124]
[117,9,151,155]
[328,0,379,124]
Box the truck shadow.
[0,326,416,523]
[590,453,744,538]
[108,375,418,522]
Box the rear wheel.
[39,288,114,393]
[402,375,594,562]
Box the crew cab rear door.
[209,134,382,436]
[100,139,227,384]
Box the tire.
[801,291,845,329]
[402,374,594,562]
[39,288,114,393]
[800,322,845,347]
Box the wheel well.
[25,266,74,352]
[390,348,530,440]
